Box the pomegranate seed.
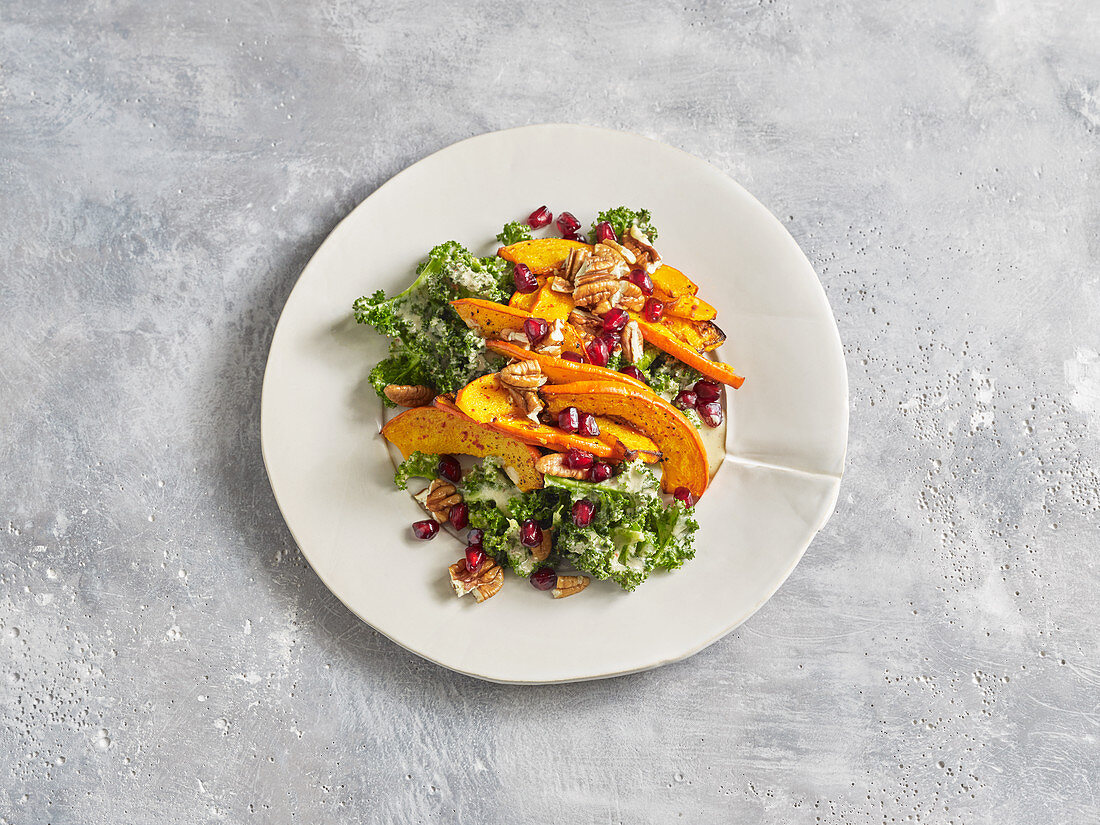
[438,455,461,483]
[558,406,580,433]
[698,400,724,428]
[561,351,583,363]
[643,297,665,323]
[530,567,557,591]
[524,317,549,345]
[572,499,595,527]
[674,487,696,508]
[564,448,594,470]
[621,365,646,383]
[412,519,439,540]
[601,308,629,334]
[556,211,581,235]
[465,545,486,574]
[595,221,616,243]
[588,462,612,483]
[629,268,654,295]
[449,502,469,530]
[563,231,587,243]
[694,380,721,403]
[520,519,543,548]
[585,337,610,367]
[599,332,620,353]
[527,205,552,229]
[466,528,484,546]
[578,412,600,437]
[513,262,538,294]
[674,389,698,410]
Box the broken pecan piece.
[621,319,644,365]
[552,575,590,599]
[426,479,462,521]
[499,359,547,390]
[560,247,590,282]
[383,384,434,407]
[449,557,504,603]
[532,529,553,563]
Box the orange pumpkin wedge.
[498,238,591,275]
[594,418,662,463]
[509,283,543,312]
[381,403,544,491]
[631,313,745,388]
[664,293,718,322]
[651,264,698,298]
[484,339,650,392]
[541,382,709,497]
[659,316,727,353]
[455,374,617,459]
[450,298,585,356]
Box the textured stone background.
[2,1,1099,822]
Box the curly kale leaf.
[496,221,533,246]
[651,502,699,571]
[646,354,704,403]
[589,207,658,243]
[466,500,518,562]
[354,241,510,404]
[394,451,439,491]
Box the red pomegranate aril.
[412,519,439,540]
[449,502,469,530]
[564,448,594,470]
[674,487,696,508]
[524,317,549,345]
[698,400,724,428]
[558,406,580,433]
[466,528,484,546]
[513,262,538,294]
[629,268,654,295]
[601,307,629,334]
[588,462,612,483]
[621,365,646,383]
[563,231,587,243]
[694,380,721,403]
[465,545,487,574]
[585,337,610,367]
[520,519,543,548]
[530,567,557,591]
[643,297,665,323]
[561,351,583,363]
[527,205,553,229]
[438,454,461,483]
[674,389,698,410]
[578,412,600,438]
[572,499,596,527]
[556,211,581,235]
[595,221,616,243]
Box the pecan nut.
[535,453,589,479]
[533,319,566,357]
[426,479,462,521]
[568,308,603,335]
[449,557,504,603]
[581,242,630,282]
[599,238,637,265]
[621,320,644,365]
[383,384,434,407]
[548,275,574,294]
[552,575,590,599]
[574,280,645,313]
[499,359,547,390]
[623,226,662,274]
[531,529,553,563]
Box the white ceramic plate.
[261,125,848,684]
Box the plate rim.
[260,123,849,684]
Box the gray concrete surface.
[2,1,1099,822]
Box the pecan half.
[621,319,644,365]
[532,530,553,563]
[624,226,662,274]
[574,280,645,313]
[578,243,629,284]
[426,479,462,521]
[449,557,504,603]
[535,453,589,479]
[561,247,590,282]
[383,384,434,407]
[548,276,574,294]
[552,575,590,599]
[568,307,603,335]
[499,359,546,390]
[599,238,637,265]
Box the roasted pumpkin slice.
[650,264,698,298]
[659,316,727,353]
[450,298,586,356]
[664,293,718,322]
[631,313,744,388]
[541,381,709,496]
[455,374,616,459]
[484,340,650,392]
[381,403,543,491]
[498,238,591,275]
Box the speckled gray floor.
[2,2,1099,823]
